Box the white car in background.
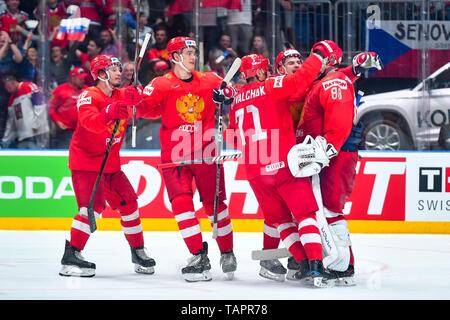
[356,62,450,150]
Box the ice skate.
[131,246,156,274]
[182,242,212,282]
[287,257,309,281]
[59,240,96,277]
[328,265,356,286]
[303,260,335,288]
[220,251,237,280]
[259,259,287,282]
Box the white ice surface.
[1,231,449,300]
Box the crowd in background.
[0,0,449,149]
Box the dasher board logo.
[406,157,450,222]
[419,167,449,192]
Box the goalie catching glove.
[287,135,337,177]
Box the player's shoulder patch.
[273,75,285,88]
[322,78,348,91]
[77,90,92,107]
[143,77,160,96]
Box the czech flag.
[367,20,450,78]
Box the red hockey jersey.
[227,54,323,179]
[138,71,223,163]
[297,70,356,151]
[69,86,127,173]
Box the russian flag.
[56,17,90,42]
[367,20,450,78]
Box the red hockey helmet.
[312,40,343,66]
[275,49,302,72]
[90,54,122,80]
[240,54,269,79]
[167,36,197,56]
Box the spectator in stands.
[278,0,295,46]
[19,46,39,83]
[75,37,103,86]
[249,35,269,58]
[34,0,68,49]
[121,61,135,86]
[146,26,169,64]
[100,29,119,57]
[197,6,227,62]
[1,74,49,149]
[48,66,87,148]
[226,0,253,56]
[0,0,28,44]
[204,48,226,78]
[103,0,136,30]
[144,25,169,81]
[130,11,154,47]
[0,30,22,76]
[49,45,71,87]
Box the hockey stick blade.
[251,248,291,261]
[220,57,241,88]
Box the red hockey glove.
[213,85,237,105]
[352,52,383,76]
[124,85,143,106]
[103,100,129,122]
[311,40,343,67]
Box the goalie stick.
[212,57,241,239]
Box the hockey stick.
[131,0,141,148]
[311,174,339,267]
[157,152,242,170]
[251,175,340,263]
[131,2,153,148]
[212,57,242,239]
[87,120,120,233]
[252,247,291,261]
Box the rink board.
[0,150,449,233]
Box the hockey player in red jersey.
[137,36,237,282]
[291,46,382,285]
[264,47,378,281]
[226,43,339,287]
[59,54,156,277]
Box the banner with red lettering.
[100,151,449,222]
[1,151,449,223]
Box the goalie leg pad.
[325,219,351,272]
